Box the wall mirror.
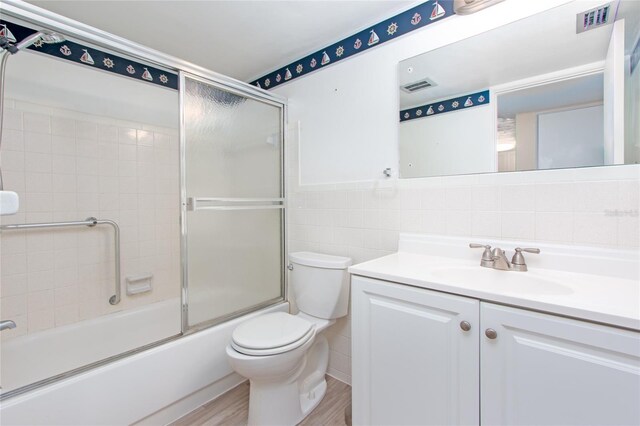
[398,0,639,178]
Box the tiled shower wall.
[286,122,640,384]
[0,98,181,340]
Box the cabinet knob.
[460,321,471,331]
[485,328,498,339]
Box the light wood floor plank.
[170,376,350,426]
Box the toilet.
[226,252,352,426]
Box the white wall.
[275,0,639,384]
[399,105,494,178]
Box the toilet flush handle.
[287,264,294,271]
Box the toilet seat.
[231,312,316,356]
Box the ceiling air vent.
[577,3,613,34]
[401,78,437,94]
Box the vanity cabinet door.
[351,276,479,426]
[481,303,640,426]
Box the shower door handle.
[187,197,285,211]
[0,320,16,331]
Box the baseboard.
[133,373,247,426]
[327,368,351,386]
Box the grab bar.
[0,217,121,305]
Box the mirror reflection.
[398,0,640,178]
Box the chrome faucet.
[470,243,540,271]
[0,320,16,331]
[491,248,511,270]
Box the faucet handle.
[511,247,540,270]
[469,243,490,249]
[517,247,540,254]
[469,243,493,267]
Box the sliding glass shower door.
[181,74,285,329]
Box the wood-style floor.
[171,376,351,426]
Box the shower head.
[12,31,65,53]
[0,36,18,54]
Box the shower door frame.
[179,71,287,334]
[0,0,288,400]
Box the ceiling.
[399,0,640,109]
[26,0,415,82]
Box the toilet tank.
[289,252,352,319]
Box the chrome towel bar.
[0,217,121,305]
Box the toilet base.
[299,378,328,420]
[246,334,330,426]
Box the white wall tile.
[51,116,76,137]
[51,135,76,156]
[471,185,501,211]
[1,294,27,317]
[501,211,535,240]
[573,181,619,213]
[76,121,97,140]
[445,210,472,236]
[3,108,23,130]
[618,216,640,248]
[618,180,640,211]
[471,211,501,238]
[535,212,573,243]
[445,186,472,210]
[501,184,535,211]
[2,128,24,151]
[1,150,25,172]
[52,155,76,174]
[535,183,575,212]
[25,152,52,173]
[24,132,52,154]
[28,290,54,312]
[98,124,118,142]
[25,172,53,193]
[28,308,54,332]
[1,99,181,341]
[1,273,27,297]
[573,213,618,246]
[23,113,51,134]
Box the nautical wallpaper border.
[250,0,455,90]
[399,90,490,122]
[0,20,179,90]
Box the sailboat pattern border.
[0,20,179,90]
[250,0,454,90]
[399,90,490,122]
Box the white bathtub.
[1,298,182,392]
[0,301,288,425]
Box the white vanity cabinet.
[351,276,640,426]
[481,303,640,426]
[351,276,480,425]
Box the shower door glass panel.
[0,50,181,394]
[183,75,284,328]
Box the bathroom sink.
[430,266,573,295]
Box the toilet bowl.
[226,252,351,426]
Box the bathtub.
[0,301,288,425]
[1,298,182,392]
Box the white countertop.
[349,239,640,331]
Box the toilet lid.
[231,312,314,352]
